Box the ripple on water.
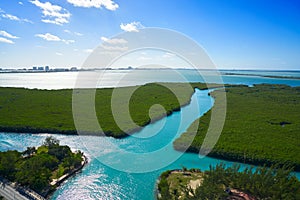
[0,140,13,150]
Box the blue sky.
[0,0,299,70]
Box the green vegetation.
[174,84,300,171]
[158,164,300,200]
[0,83,212,138]
[224,72,300,80]
[157,170,173,200]
[157,168,202,200]
[0,136,84,196]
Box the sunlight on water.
[0,70,300,89]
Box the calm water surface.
[0,70,300,199]
[0,69,300,89]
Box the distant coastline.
[222,72,300,80]
[1,68,300,80]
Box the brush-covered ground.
[174,84,300,171]
[0,82,216,138]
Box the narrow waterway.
[0,88,299,200]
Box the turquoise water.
[0,90,218,199]
[0,71,300,199]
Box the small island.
[157,164,300,200]
[0,136,87,199]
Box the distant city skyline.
[0,0,299,70]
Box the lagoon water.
[0,69,300,89]
[0,70,300,199]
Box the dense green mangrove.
[0,83,212,138]
[174,84,300,171]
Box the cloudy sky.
[0,0,299,69]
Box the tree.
[22,147,36,157]
[15,156,52,193]
[184,163,300,200]
[0,150,21,180]
[48,145,72,161]
[158,178,172,200]
[43,136,59,147]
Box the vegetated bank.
[0,136,87,199]
[0,82,220,138]
[174,84,300,171]
[157,163,300,200]
[223,72,300,80]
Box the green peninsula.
[174,84,300,171]
[0,83,212,138]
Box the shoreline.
[174,84,300,173]
[0,86,198,139]
[156,164,300,199]
[2,84,299,174]
[223,72,300,80]
[0,154,88,200]
[175,146,300,172]
[46,155,88,199]
[0,102,185,139]
[0,83,208,139]
[156,169,203,200]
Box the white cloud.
[1,13,19,21]
[84,49,93,53]
[120,22,144,32]
[19,1,23,5]
[42,18,68,25]
[100,37,128,52]
[1,12,33,23]
[35,45,46,48]
[101,37,127,44]
[64,29,71,34]
[35,33,75,44]
[64,30,83,36]
[30,0,71,25]
[74,32,83,36]
[67,0,119,11]
[101,44,128,51]
[56,52,63,56]
[163,52,175,58]
[0,31,19,39]
[23,19,33,23]
[0,37,14,44]
[64,39,75,44]
[35,33,61,41]
[138,56,151,61]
